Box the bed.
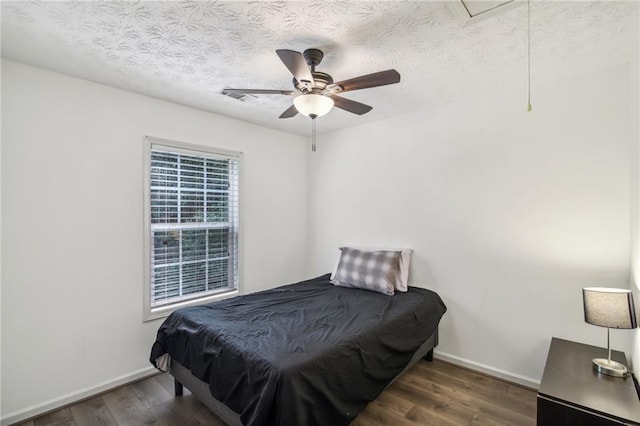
[150,273,447,426]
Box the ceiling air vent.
[221,89,255,101]
[448,0,523,26]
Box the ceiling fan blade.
[330,96,373,115]
[276,49,314,86]
[222,88,295,95]
[333,69,401,93]
[279,104,299,119]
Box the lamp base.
[592,358,628,377]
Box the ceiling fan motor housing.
[303,48,324,68]
[294,71,333,92]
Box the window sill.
[144,290,240,322]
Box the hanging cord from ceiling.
[527,0,532,112]
[311,115,317,152]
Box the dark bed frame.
[170,328,439,425]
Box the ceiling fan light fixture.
[293,94,334,118]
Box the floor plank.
[17,359,537,426]
[369,390,415,418]
[162,394,227,426]
[68,397,117,426]
[147,399,204,426]
[101,386,160,426]
[404,404,469,426]
[131,376,174,409]
[32,408,76,426]
[351,402,418,426]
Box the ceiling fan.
[222,48,401,120]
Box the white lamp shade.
[293,94,334,118]
[583,287,637,329]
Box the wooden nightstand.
[537,337,640,425]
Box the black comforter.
[150,274,446,426]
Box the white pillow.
[330,246,412,292]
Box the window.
[144,136,241,321]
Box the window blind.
[149,144,239,308]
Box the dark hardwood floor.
[17,359,537,426]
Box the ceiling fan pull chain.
[311,117,317,152]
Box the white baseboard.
[433,350,541,390]
[1,366,159,426]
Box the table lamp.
[582,287,637,377]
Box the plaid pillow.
[331,247,401,295]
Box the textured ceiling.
[1,1,637,136]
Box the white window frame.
[143,136,243,321]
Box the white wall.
[0,60,308,424]
[308,65,633,385]
[0,54,3,419]
[629,4,640,376]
